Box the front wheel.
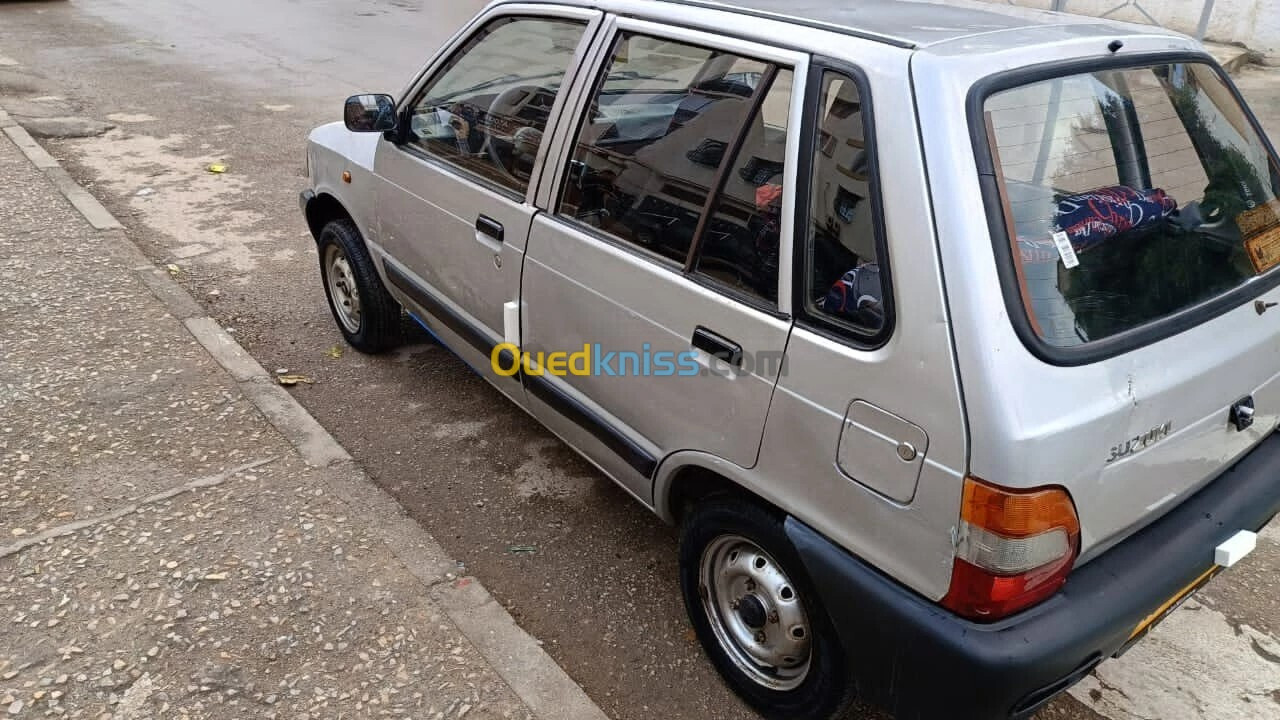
[679,497,854,720]
[317,219,400,353]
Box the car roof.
[607,0,1175,50]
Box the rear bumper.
[788,431,1280,720]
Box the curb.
[0,100,609,720]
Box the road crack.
[0,457,276,559]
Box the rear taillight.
[941,476,1080,621]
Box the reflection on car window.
[407,17,585,195]
[803,72,886,334]
[985,63,1280,347]
[558,32,773,274]
[694,69,792,303]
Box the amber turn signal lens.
[959,478,1080,539]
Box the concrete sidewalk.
[0,116,607,719]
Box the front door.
[520,23,805,499]
[374,8,600,391]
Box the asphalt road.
[0,2,1277,719]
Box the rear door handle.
[476,214,504,243]
[692,326,742,367]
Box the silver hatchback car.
[301,1,1280,717]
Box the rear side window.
[800,70,889,339]
[983,62,1280,349]
[557,32,791,305]
[405,17,586,196]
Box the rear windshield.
[982,62,1280,348]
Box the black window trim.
[391,14,590,204]
[969,50,1280,367]
[547,27,794,319]
[790,58,896,350]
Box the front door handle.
[476,214,504,243]
[692,326,742,367]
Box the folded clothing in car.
[824,263,884,328]
[1018,185,1178,264]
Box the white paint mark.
[1070,598,1280,720]
[114,673,155,718]
[513,439,594,501]
[0,56,20,67]
[107,112,158,123]
[430,420,491,441]
[1145,492,1178,512]
[262,103,294,112]
[69,129,269,271]
[269,248,299,264]
[171,243,211,259]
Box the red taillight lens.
[941,477,1080,621]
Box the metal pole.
[1196,0,1216,40]
[1031,79,1065,187]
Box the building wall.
[981,0,1279,60]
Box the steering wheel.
[484,85,542,181]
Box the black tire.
[317,219,401,353]
[679,496,854,720]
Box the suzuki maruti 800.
[300,2,1280,717]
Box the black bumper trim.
[385,261,655,478]
[788,431,1280,720]
[525,373,657,479]
[383,262,517,381]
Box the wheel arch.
[655,451,785,526]
[304,192,355,242]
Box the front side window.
[983,62,1280,348]
[557,31,789,303]
[406,17,586,195]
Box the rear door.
[373,5,601,396]
[519,20,806,499]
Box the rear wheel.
[317,219,400,353]
[679,497,854,720]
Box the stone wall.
[981,0,1279,61]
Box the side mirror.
[344,94,398,133]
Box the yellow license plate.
[1117,566,1221,656]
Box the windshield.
[982,62,1280,348]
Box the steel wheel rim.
[699,534,813,691]
[324,244,362,334]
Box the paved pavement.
[0,1,1278,719]
[0,107,607,719]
